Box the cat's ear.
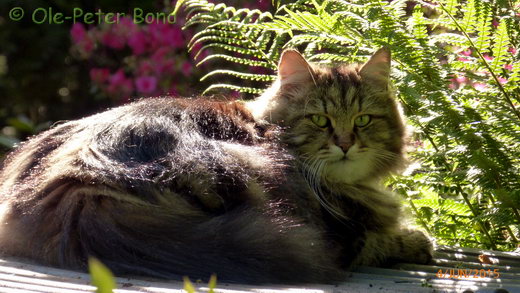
[278,50,313,85]
[359,47,391,89]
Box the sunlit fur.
[0,50,432,284]
[251,64,407,184]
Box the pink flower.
[473,82,488,91]
[135,76,158,94]
[508,47,517,55]
[109,69,127,86]
[102,31,126,50]
[257,0,271,10]
[70,23,86,44]
[138,61,154,76]
[458,57,470,62]
[497,77,508,84]
[483,54,494,61]
[151,47,170,63]
[107,69,134,98]
[107,81,133,97]
[181,62,193,76]
[167,86,179,97]
[244,0,270,10]
[128,31,148,55]
[455,75,468,84]
[504,64,513,71]
[154,59,175,75]
[459,49,472,56]
[117,16,138,35]
[163,26,184,48]
[80,37,95,55]
[492,19,499,28]
[149,23,185,49]
[89,68,110,84]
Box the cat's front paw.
[394,229,434,264]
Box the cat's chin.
[323,158,373,185]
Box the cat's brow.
[344,86,356,110]
[321,98,328,114]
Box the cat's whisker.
[305,158,346,221]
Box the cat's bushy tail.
[0,179,344,284]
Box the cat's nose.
[334,134,354,153]
[338,142,352,153]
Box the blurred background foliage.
[0,0,271,157]
[1,0,519,251]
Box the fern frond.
[506,61,520,86]
[443,0,460,16]
[284,33,356,48]
[202,84,265,95]
[307,53,356,63]
[430,33,470,46]
[473,0,493,54]
[284,9,337,33]
[409,7,429,42]
[490,21,510,73]
[196,54,276,69]
[460,0,477,33]
[189,28,244,48]
[200,70,276,82]
[192,43,262,60]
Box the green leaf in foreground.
[183,276,197,293]
[88,258,116,293]
[208,274,217,293]
[183,274,218,293]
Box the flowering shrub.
[450,47,517,91]
[70,0,272,102]
[70,15,200,101]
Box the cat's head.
[249,48,407,186]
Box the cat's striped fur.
[0,48,432,284]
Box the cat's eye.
[310,115,329,128]
[354,115,371,127]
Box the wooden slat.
[0,246,518,293]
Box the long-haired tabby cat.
[0,48,432,284]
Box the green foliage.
[175,0,520,250]
[183,274,218,293]
[89,258,116,293]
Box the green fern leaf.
[192,43,263,60]
[490,21,510,74]
[308,53,356,63]
[203,84,264,95]
[506,61,520,86]
[200,70,276,82]
[196,54,276,69]
[409,7,428,41]
[443,0,460,16]
[189,28,243,48]
[460,0,476,33]
[430,33,470,46]
[473,1,493,55]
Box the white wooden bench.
[0,246,518,293]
